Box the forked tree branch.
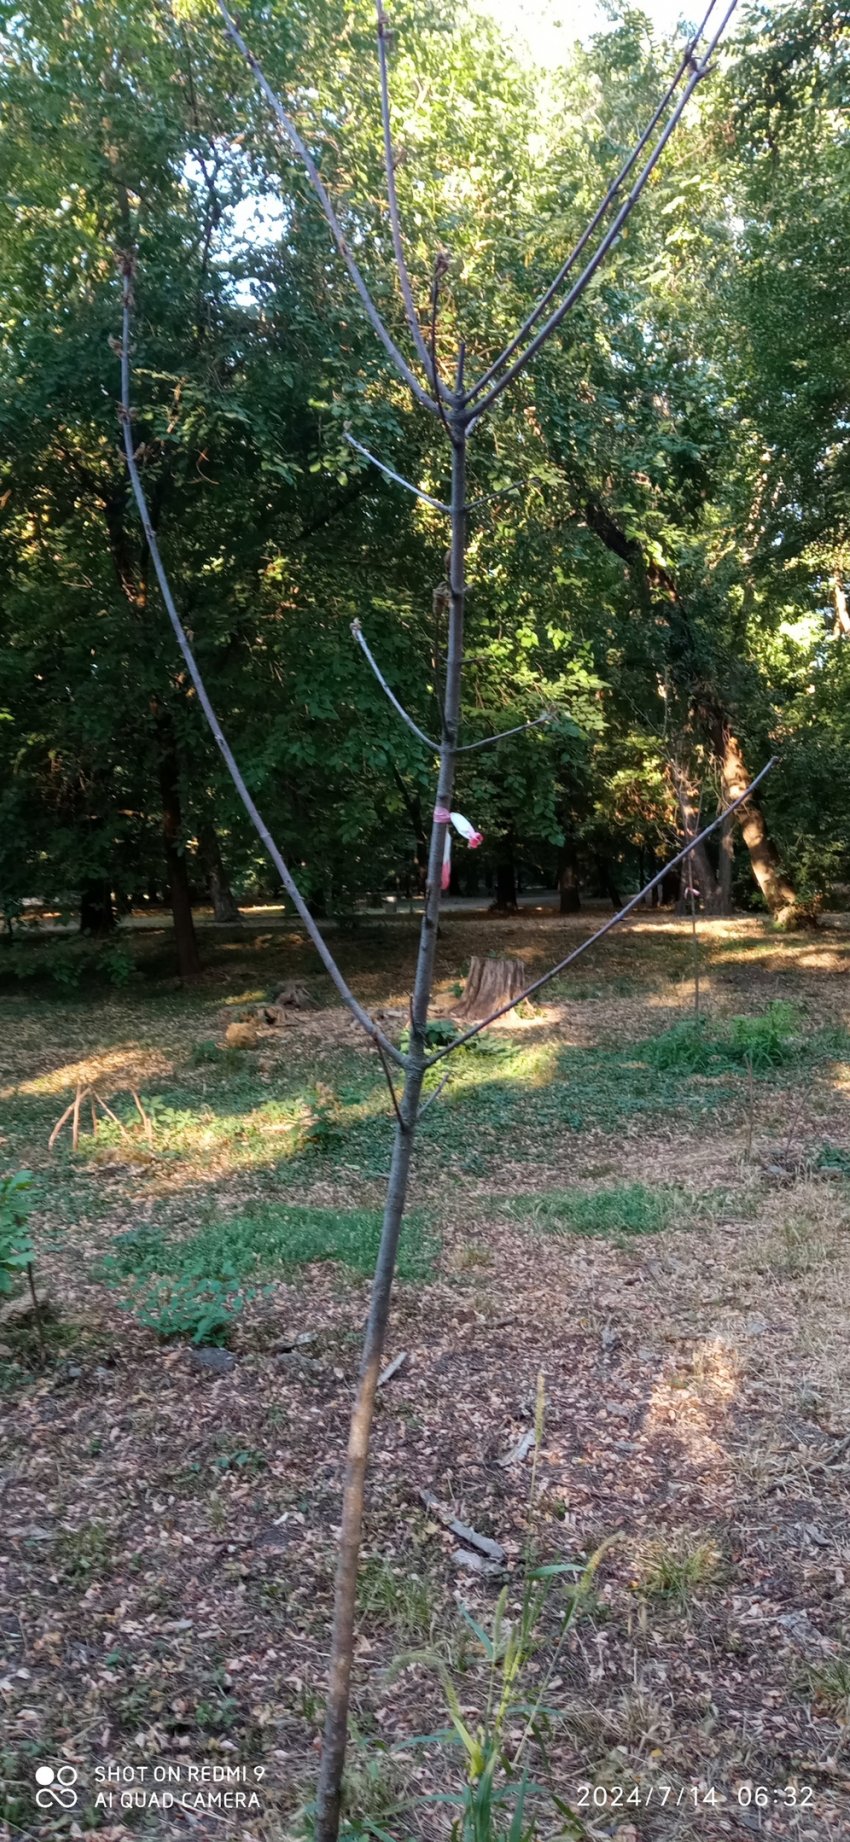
[464,0,725,407]
[351,619,553,753]
[423,755,777,1066]
[344,432,451,511]
[465,0,740,419]
[117,260,407,1070]
[215,0,437,413]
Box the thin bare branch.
[351,618,440,751]
[374,1039,405,1130]
[430,254,457,446]
[417,1070,450,1119]
[344,433,450,511]
[465,475,543,513]
[464,0,724,407]
[352,619,551,754]
[118,260,407,1071]
[425,754,777,1065]
[374,0,446,394]
[215,0,437,414]
[457,713,552,752]
[465,0,740,420]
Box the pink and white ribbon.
[434,807,484,890]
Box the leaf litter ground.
[1,911,850,1841]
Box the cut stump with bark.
[452,954,526,1020]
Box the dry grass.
[1,913,850,1839]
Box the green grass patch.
[510,1180,677,1238]
[644,1001,849,1077]
[105,1201,438,1287]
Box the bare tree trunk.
[670,761,722,912]
[718,810,734,913]
[391,767,429,893]
[558,839,581,913]
[314,391,467,1842]
[492,835,518,911]
[199,821,242,923]
[595,853,622,909]
[719,730,797,923]
[153,703,201,978]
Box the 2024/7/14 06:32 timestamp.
[574,1782,817,1812]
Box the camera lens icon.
[35,1764,79,1808]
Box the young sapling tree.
[114,0,763,1829]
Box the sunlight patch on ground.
[2,1044,173,1101]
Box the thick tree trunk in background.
[595,854,622,909]
[79,881,116,936]
[199,822,242,924]
[392,767,428,893]
[660,865,681,905]
[492,835,518,912]
[670,762,727,914]
[720,730,798,923]
[718,811,734,913]
[558,840,581,913]
[153,704,201,978]
[454,955,526,1020]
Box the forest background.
[2,0,849,958]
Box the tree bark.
[199,821,242,923]
[718,810,734,913]
[453,955,526,1020]
[669,761,725,914]
[558,839,581,913]
[314,403,468,1842]
[719,730,798,923]
[153,703,201,978]
[579,492,796,919]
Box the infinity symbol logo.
[35,1764,79,1809]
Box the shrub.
[645,1002,802,1075]
[0,1169,35,1297]
[127,1275,248,1346]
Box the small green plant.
[99,940,136,986]
[341,1735,410,1836]
[191,1039,222,1066]
[389,1375,608,1841]
[632,1532,721,1603]
[728,1000,800,1071]
[400,1017,458,1052]
[0,1169,35,1297]
[645,1017,714,1074]
[357,1556,434,1639]
[56,1521,113,1583]
[195,1693,239,1732]
[803,1652,850,1722]
[301,1082,341,1151]
[127,1275,248,1345]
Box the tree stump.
[452,955,527,1021]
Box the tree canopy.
[1,0,848,943]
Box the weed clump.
[645,1001,831,1076]
[632,1532,722,1603]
